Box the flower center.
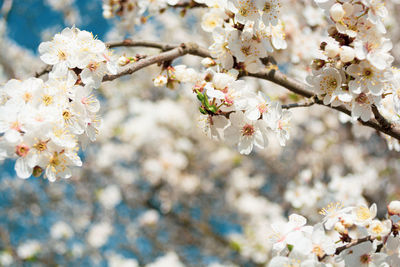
[257,103,268,114]
[363,68,373,78]
[23,92,32,103]
[16,144,29,157]
[312,245,324,258]
[360,254,371,264]
[372,224,383,234]
[62,110,72,120]
[57,50,67,60]
[355,93,369,104]
[242,124,255,136]
[87,62,100,72]
[33,141,48,152]
[356,206,371,221]
[42,95,53,106]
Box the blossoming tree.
[1,0,400,266]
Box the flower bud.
[153,75,168,87]
[102,8,113,19]
[340,46,355,63]
[33,166,43,177]
[330,3,345,22]
[118,56,130,66]
[325,43,340,58]
[201,57,216,68]
[388,200,400,216]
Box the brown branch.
[102,42,209,82]
[319,235,375,261]
[169,1,208,8]
[282,101,316,109]
[107,39,179,50]
[33,40,400,141]
[34,65,52,78]
[372,105,393,131]
[246,69,400,141]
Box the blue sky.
[4,0,110,52]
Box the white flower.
[17,240,41,259]
[80,61,109,89]
[351,92,379,122]
[98,184,122,209]
[347,62,391,96]
[153,75,168,87]
[43,148,82,182]
[224,111,268,155]
[352,203,377,226]
[201,9,226,32]
[330,3,345,22]
[340,242,386,267]
[363,0,388,33]
[307,67,351,105]
[258,0,280,26]
[354,38,393,70]
[87,222,113,248]
[244,91,271,121]
[269,214,313,252]
[146,252,185,267]
[319,202,352,230]
[198,114,229,140]
[388,200,400,216]
[264,102,292,146]
[39,27,107,73]
[108,253,139,267]
[340,46,355,63]
[228,0,260,24]
[209,27,234,69]
[309,223,336,258]
[51,221,74,239]
[367,219,391,238]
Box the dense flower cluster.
[202,0,286,73]
[155,66,292,154]
[268,200,400,266]
[307,0,400,150]
[0,27,117,181]
[104,0,286,73]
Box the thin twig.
[282,101,315,109]
[319,235,376,261]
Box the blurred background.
[0,0,400,266]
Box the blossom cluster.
[103,0,286,73]
[307,0,400,150]
[203,0,286,73]
[268,200,400,266]
[0,27,117,181]
[154,65,292,155]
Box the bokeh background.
[1,0,400,266]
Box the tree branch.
[282,101,315,109]
[319,235,375,261]
[246,69,400,141]
[169,1,208,8]
[34,40,400,142]
[102,42,209,81]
